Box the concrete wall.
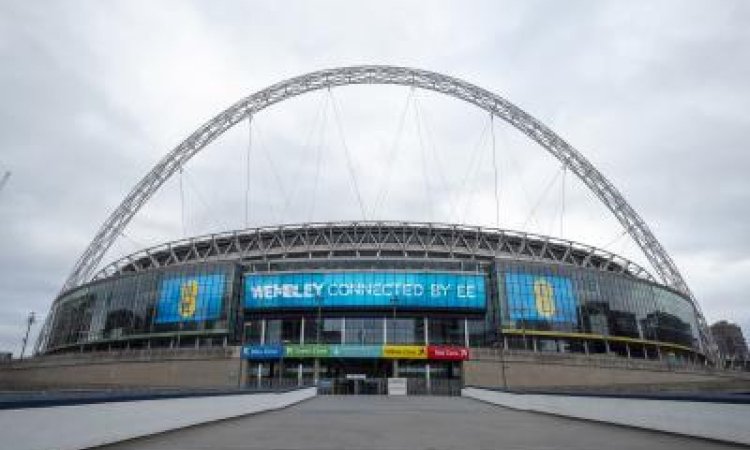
[1,387,316,450]
[3,347,749,391]
[464,351,750,391]
[463,387,750,445]
[0,348,242,390]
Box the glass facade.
[244,316,448,346]
[43,258,703,357]
[45,263,235,351]
[497,260,701,351]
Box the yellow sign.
[382,345,427,359]
[533,278,555,318]
[179,280,198,318]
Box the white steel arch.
[59,66,701,322]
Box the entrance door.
[319,358,390,395]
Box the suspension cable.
[521,166,563,231]
[254,123,291,224]
[602,228,629,250]
[178,165,186,237]
[308,92,330,222]
[371,88,414,219]
[413,93,457,223]
[413,92,434,221]
[560,163,567,237]
[490,113,500,228]
[182,169,233,232]
[244,115,253,229]
[329,88,367,220]
[118,230,145,252]
[454,117,491,223]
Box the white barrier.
[1,387,316,450]
[463,387,750,445]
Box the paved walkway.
[100,396,741,450]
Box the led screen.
[505,272,578,323]
[244,271,486,310]
[155,274,225,323]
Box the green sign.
[282,344,383,358]
[285,344,330,358]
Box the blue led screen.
[505,273,578,323]
[244,271,486,310]
[155,274,225,323]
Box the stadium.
[25,66,715,394]
[40,221,706,393]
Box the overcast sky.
[1,1,748,355]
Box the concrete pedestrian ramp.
[100,396,741,450]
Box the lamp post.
[20,312,36,359]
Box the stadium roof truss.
[56,65,709,348]
[92,221,656,282]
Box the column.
[424,317,430,394]
[464,318,469,348]
[257,319,266,389]
[298,317,305,386]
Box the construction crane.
[0,171,10,194]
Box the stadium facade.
[39,222,706,391]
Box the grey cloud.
[1,0,749,354]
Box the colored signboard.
[244,271,486,310]
[505,273,578,324]
[242,345,283,360]
[329,345,383,358]
[155,274,225,323]
[382,345,428,359]
[427,345,470,361]
[242,344,469,360]
[285,344,330,358]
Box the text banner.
[244,271,486,310]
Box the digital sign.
[244,271,486,310]
[505,273,577,323]
[155,274,225,323]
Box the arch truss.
[59,65,706,339]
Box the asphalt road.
[99,396,742,450]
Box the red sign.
[427,345,470,361]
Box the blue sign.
[505,273,577,323]
[244,271,486,310]
[156,274,225,323]
[242,345,284,360]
